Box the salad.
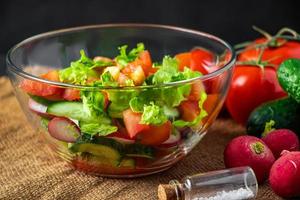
[20,43,219,175]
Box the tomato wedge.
[175,52,191,71]
[190,48,214,74]
[63,89,81,101]
[178,100,200,122]
[20,70,64,100]
[123,109,150,139]
[123,109,171,145]
[132,50,157,76]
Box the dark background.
[1,0,300,75]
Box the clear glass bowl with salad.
[7,24,235,177]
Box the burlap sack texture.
[0,77,282,200]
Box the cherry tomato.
[20,70,64,100]
[190,48,214,74]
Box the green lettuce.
[173,91,208,127]
[80,122,118,136]
[115,43,145,66]
[141,102,168,125]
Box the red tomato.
[239,38,300,67]
[132,50,156,76]
[122,109,171,145]
[175,52,191,71]
[188,81,205,101]
[63,89,81,101]
[137,121,171,146]
[226,37,300,125]
[20,70,64,100]
[226,66,286,124]
[178,100,200,122]
[190,48,214,74]
[123,109,150,139]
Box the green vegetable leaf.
[173,91,208,127]
[152,56,179,84]
[115,43,145,66]
[101,71,118,87]
[141,102,168,125]
[129,97,145,113]
[59,50,98,85]
[80,90,106,117]
[80,122,118,136]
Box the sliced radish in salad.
[28,98,54,118]
[48,117,80,142]
[157,129,181,148]
[107,136,135,144]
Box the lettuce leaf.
[80,122,118,136]
[173,91,208,127]
[115,43,145,66]
[141,102,168,125]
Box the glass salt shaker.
[158,167,257,200]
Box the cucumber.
[278,59,300,103]
[30,95,54,106]
[247,97,300,137]
[119,158,135,168]
[47,101,110,124]
[70,137,124,166]
[47,101,87,121]
[125,143,154,159]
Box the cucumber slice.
[125,143,154,159]
[47,101,87,120]
[71,137,124,165]
[119,158,135,168]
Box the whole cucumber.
[247,97,300,137]
[277,59,300,103]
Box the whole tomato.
[226,31,300,125]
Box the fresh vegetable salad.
[20,43,220,175]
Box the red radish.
[157,130,181,148]
[262,129,299,158]
[107,131,135,144]
[48,117,80,142]
[269,151,300,198]
[28,98,53,118]
[224,135,275,183]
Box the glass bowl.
[6,24,235,177]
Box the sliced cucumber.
[71,137,124,165]
[119,157,135,168]
[47,101,87,120]
[125,143,154,159]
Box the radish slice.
[29,98,47,113]
[48,117,80,142]
[107,136,135,144]
[157,130,181,148]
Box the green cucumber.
[278,59,300,103]
[71,137,124,166]
[247,97,300,137]
[119,158,135,168]
[30,95,54,106]
[47,101,110,124]
[125,143,154,159]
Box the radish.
[157,129,181,148]
[269,151,300,198]
[28,98,53,118]
[48,117,81,142]
[224,135,275,183]
[107,136,135,144]
[262,129,299,158]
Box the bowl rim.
[6,23,236,90]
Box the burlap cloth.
[0,77,282,200]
